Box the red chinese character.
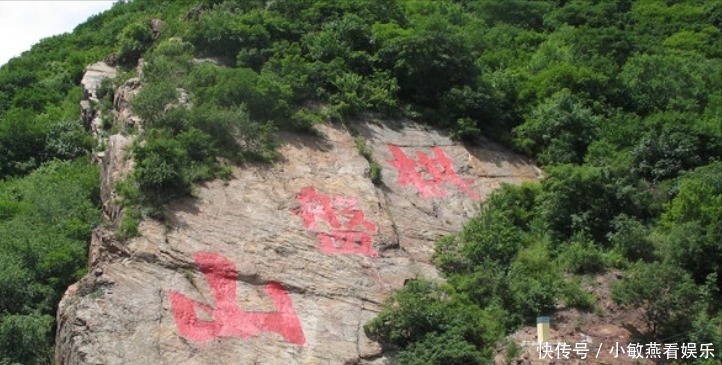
[169,252,305,345]
[291,187,378,257]
[387,144,480,201]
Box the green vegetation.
[0,0,719,364]
[361,1,722,364]
[0,160,99,364]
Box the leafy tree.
[619,53,718,115]
[612,262,700,339]
[631,127,703,182]
[117,20,154,66]
[0,109,48,178]
[44,119,93,160]
[501,242,562,324]
[556,235,605,274]
[142,39,194,83]
[470,0,551,30]
[395,332,485,365]
[129,81,178,125]
[606,214,654,262]
[537,165,614,243]
[374,16,476,107]
[0,314,54,365]
[514,90,599,165]
[657,162,722,289]
[133,133,189,196]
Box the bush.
[612,262,700,339]
[0,109,48,178]
[556,237,605,274]
[365,280,448,348]
[657,162,722,289]
[502,243,562,324]
[133,134,189,196]
[631,126,704,182]
[513,89,599,165]
[117,206,141,240]
[0,256,35,314]
[142,39,194,83]
[0,314,53,365]
[188,105,276,161]
[538,165,614,243]
[561,277,596,311]
[0,160,98,363]
[365,278,505,358]
[44,119,93,160]
[117,21,154,66]
[395,332,486,365]
[129,81,178,125]
[606,214,654,262]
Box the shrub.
[142,39,194,83]
[117,21,154,66]
[129,81,178,125]
[0,314,53,365]
[561,277,596,311]
[513,89,599,165]
[117,206,141,240]
[395,332,486,365]
[612,262,700,339]
[133,134,189,196]
[44,119,93,160]
[606,214,654,262]
[188,105,276,161]
[556,237,605,274]
[502,242,562,324]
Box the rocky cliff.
[55,63,541,365]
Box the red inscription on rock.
[291,187,378,257]
[169,252,305,345]
[387,144,480,201]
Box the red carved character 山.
[291,187,378,257]
[169,252,305,345]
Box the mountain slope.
[56,66,540,363]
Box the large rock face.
[57,68,540,365]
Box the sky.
[0,1,116,66]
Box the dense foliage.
[0,3,136,363]
[0,0,719,364]
[362,0,721,364]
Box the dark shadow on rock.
[277,127,334,154]
[464,135,539,174]
[355,117,434,144]
[162,195,202,231]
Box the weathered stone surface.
[56,117,540,364]
[113,77,142,130]
[80,62,116,136]
[359,119,541,261]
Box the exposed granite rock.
[113,77,142,130]
[79,62,116,136]
[56,116,540,364]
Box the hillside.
[0,1,719,365]
[57,69,539,362]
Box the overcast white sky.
[0,1,116,67]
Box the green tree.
[514,90,599,165]
[0,314,54,365]
[657,162,722,289]
[395,332,485,365]
[117,21,154,66]
[612,262,700,339]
